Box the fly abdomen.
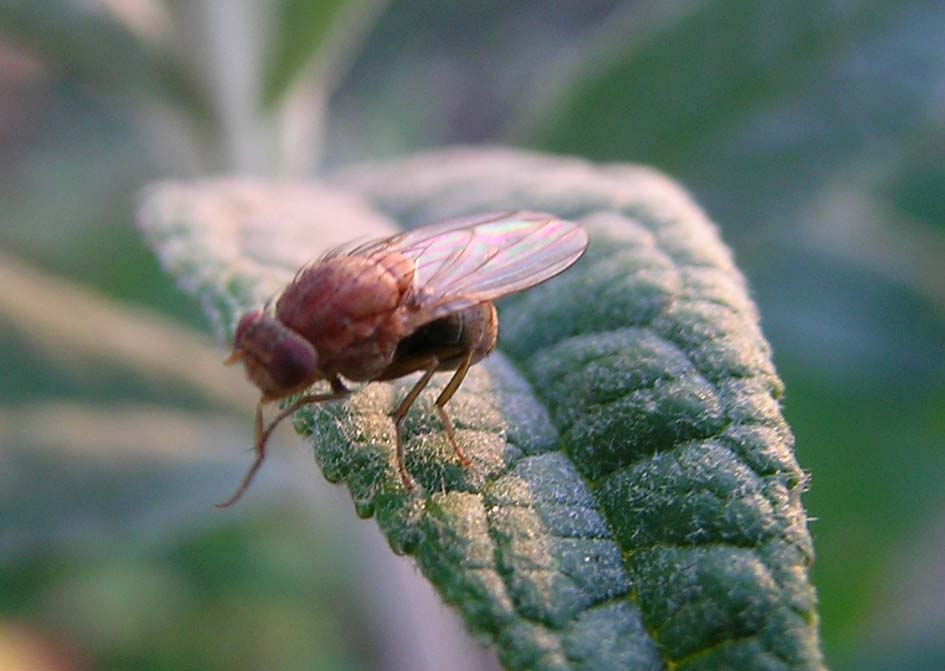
[390,312,465,366]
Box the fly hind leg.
[390,358,439,490]
[389,349,476,491]
[434,350,474,468]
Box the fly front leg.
[218,376,351,509]
[253,400,264,447]
[434,349,474,467]
[390,358,439,490]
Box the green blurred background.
[1,1,944,670]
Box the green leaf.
[262,0,369,108]
[520,0,942,228]
[524,0,901,166]
[139,148,825,671]
[0,0,210,120]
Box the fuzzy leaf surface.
[140,149,824,671]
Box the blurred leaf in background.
[0,507,367,671]
[264,0,354,107]
[0,2,397,671]
[321,0,625,162]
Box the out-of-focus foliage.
[524,1,943,222]
[2,1,943,670]
[263,0,359,106]
[0,508,366,671]
[0,0,209,118]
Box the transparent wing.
[328,211,588,326]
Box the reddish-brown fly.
[220,211,588,507]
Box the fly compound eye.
[269,336,319,390]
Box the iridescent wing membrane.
[328,211,589,325]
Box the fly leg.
[390,358,439,490]
[217,376,350,509]
[434,350,474,467]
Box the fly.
[221,210,588,507]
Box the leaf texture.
[140,148,825,671]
